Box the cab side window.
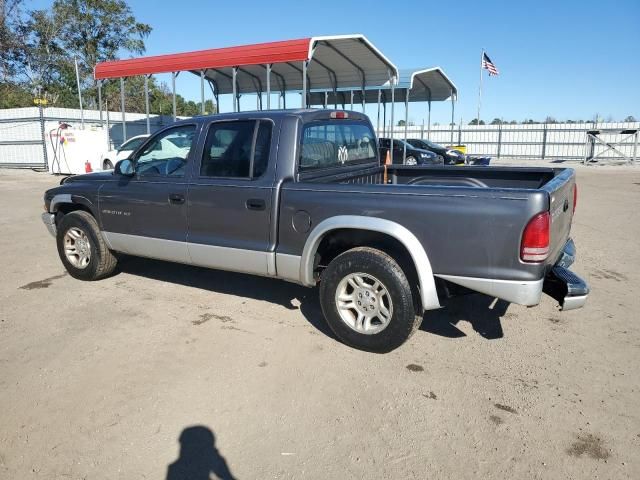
[200,120,272,179]
[135,125,196,177]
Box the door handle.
[245,198,266,211]
[168,193,185,205]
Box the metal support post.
[376,89,381,136]
[120,77,127,141]
[350,90,354,110]
[105,100,110,150]
[38,102,48,170]
[497,122,502,158]
[232,67,238,112]
[74,56,84,129]
[382,102,386,137]
[541,123,548,159]
[427,99,431,138]
[200,70,205,115]
[172,72,177,121]
[266,64,271,110]
[144,75,150,134]
[403,89,409,163]
[390,76,396,161]
[301,61,307,108]
[450,93,455,145]
[97,80,103,124]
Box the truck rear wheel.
[319,247,421,353]
[56,210,117,281]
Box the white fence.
[1,106,638,168]
[0,107,175,168]
[382,121,639,162]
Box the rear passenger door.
[186,119,276,276]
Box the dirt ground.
[0,165,638,480]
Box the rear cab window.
[299,121,378,171]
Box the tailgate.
[542,168,576,265]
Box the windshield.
[300,121,377,171]
[423,139,443,149]
[379,138,410,149]
[118,136,147,152]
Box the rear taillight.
[572,184,577,214]
[330,111,349,119]
[521,212,550,262]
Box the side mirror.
[115,158,135,177]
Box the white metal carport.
[94,35,399,141]
[308,67,458,162]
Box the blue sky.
[30,0,640,124]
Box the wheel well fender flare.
[300,215,440,310]
[50,194,97,218]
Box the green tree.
[490,118,502,125]
[624,115,636,122]
[3,0,151,108]
[469,119,485,125]
[397,119,405,127]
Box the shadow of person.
[166,426,236,480]
[420,294,508,340]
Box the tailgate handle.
[246,198,266,211]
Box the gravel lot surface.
[0,166,638,479]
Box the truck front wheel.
[56,210,117,281]
[319,247,421,353]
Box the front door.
[98,123,199,264]
[186,119,276,276]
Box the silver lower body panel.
[41,212,57,237]
[435,274,544,306]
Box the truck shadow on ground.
[166,425,236,480]
[117,256,507,341]
[420,295,508,339]
[117,256,335,338]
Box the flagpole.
[477,48,484,125]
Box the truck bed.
[301,164,556,190]
[284,163,575,286]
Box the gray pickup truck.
[42,110,588,352]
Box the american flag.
[482,52,499,76]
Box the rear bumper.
[436,238,588,310]
[41,212,57,237]
[543,239,589,310]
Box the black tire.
[103,159,114,170]
[56,210,117,281]
[319,247,420,353]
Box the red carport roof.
[94,38,311,80]
[94,35,398,93]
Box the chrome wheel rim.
[335,272,393,335]
[64,227,91,269]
